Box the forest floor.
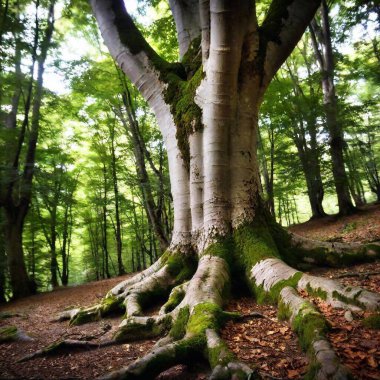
[0,204,379,379]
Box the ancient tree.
[59,1,380,378]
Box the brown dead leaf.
[367,356,378,368]
[287,369,300,379]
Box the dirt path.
[0,205,379,379]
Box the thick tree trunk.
[4,207,34,299]
[63,1,380,379]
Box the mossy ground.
[362,313,380,329]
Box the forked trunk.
[73,1,380,379]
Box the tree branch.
[168,0,201,58]
[90,0,182,98]
[260,0,321,87]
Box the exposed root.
[57,251,196,327]
[250,258,380,311]
[52,221,380,379]
[159,281,189,314]
[98,339,199,380]
[0,325,33,343]
[114,315,172,342]
[249,254,379,378]
[93,255,256,379]
[288,233,380,268]
[17,339,116,363]
[332,271,380,279]
[298,273,380,311]
[206,329,254,379]
[279,287,350,379]
[0,311,24,319]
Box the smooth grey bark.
[169,0,201,58]
[91,0,321,245]
[309,0,356,215]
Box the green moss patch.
[163,288,186,313]
[277,300,292,321]
[208,340,235,368]
[0,325,18,342]
[332,290,365,309]
[292,308,329,351]
[100,295,124,316]
[252,272,302,305]
[114,316,172,342]
[187,303,224,336]
[170,306,190,340]
[175,335,206,361]
[203,237,234,265]
[69,309,100,326]
[161,37,204,169]
[167,252,197,283]
[233,221,280,272]
[305,283,327,301]
[362,313,380,329]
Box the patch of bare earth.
[289,203,380,243]
[0,275,156,379]
[0,204,379,379]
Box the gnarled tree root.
[17,339,117,363]
[53,222,380,379]
[59,254,256,379]
[57,251,196,328]
[0,325,33,343]
[286,232,380,268]
[251,256,379,379]
[279,287,349,379]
